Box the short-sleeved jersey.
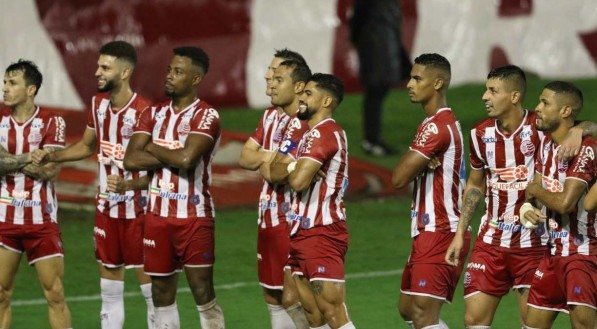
[249,107,309,229]
[290,118,348,230]
[88,93,151,219]
[408,108,464,237]
[0,108,65,224]
[469,110,549,249]
[134,99,220,219]
[535,135,596,256]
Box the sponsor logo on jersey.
[573,145,594,174]
[482,137,497,143]
[549,230,569,239]
[31,118,45,129]
[198,108,219,130]
[99,192,134,202]
[415,122,438,147]
[12,190,30,199]
[499,213,519,223]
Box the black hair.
[5,59,43,95]
[310,73,344,106]
[173,46,210,74]
[544,80,583,117]
[99,41,138,66]
[487,65,526,97]
[414,53,451,85]
[278,60,312,84]
[274,48,307,66]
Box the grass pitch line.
[12,268,403,307]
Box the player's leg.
[134,267,155,329]
[310,280,353,329]
[513,288,531,326]
[151,274,180,328]
[524,256,562,329]
[34,256,72,329]
[524,306,558,328]
[568,305,596,329]
[98,265,125,329]
[463,292,501,327]
[126,214,154,328]
[293,275,326,327]
[0,246,21,329]
[262,287,295,329]
[185,266,224,329]
[283,269,309,329]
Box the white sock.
[439,319,449,329]
[286,302,309,329]
[310,325,331,329]
[421,325,441,329]
[154,303,180,329]
[100,278,125,329]
[466,326,491,329]
[197,298,225,329]
[267,304,295,329]
[140,283,155,329]
[405,320,415,329]
[338,322,356,329]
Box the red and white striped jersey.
[249,107,309,229]
[290,118,348,230]
[0,108,65,224]
[408,108,464,237]
[470,110,549,249]
[88,93,151,219]
[134,99,220,219]
[535,135,596,256]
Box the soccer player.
[444,66,594,328]
[522,81,595,329]
[31,41,154,329]
[238,49,311,329]
[0,60,71,328]
[393,53,467,329]
[585,182,597,212]
[123,46,225,329]
[267,73,354,329]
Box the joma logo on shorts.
[467,262,486,271]
[93,227,106,238]
[534,270,544,280]
[143,239,156,248]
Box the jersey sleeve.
[42,115,67,149]
[299,128,337,165]
[280,118,308,159]
[469,130,485,170]
[566,139,595,184]
[249,112,266,146]
[409,121,449,159]
[134,107,154,135]
[190,107,221,140]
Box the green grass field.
[9,77,596,328]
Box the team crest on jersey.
[122,115,135,126]
[415,122,438,147]
[178,121,191,136]
[120,125,134,139]
[572,145,594,173]
[493,165,529,182]
[31,118,44,129]
[28,130,43,145]
[520,140,535,157]
[0,122,10,129]
[573,234,584,246]
[557,159,569,173]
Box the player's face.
[297,81,321,121]
[535,89,562,132]
[270,65,296,107]
[265,57,284,97]
[406,64,436,103]
[482,78,512,118]
[2,70,32,107]
[165,55,199,98]
[95,55,122,92]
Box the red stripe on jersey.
[250,108,308,229]
[0,108,64,225]
[537,136,596,256]
[471,110,549,249]
[91,93,151,219]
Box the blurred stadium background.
[1,0,596,328]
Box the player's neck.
[109,84,134,110]
[11,99,36,123]
[282,98,299,117]
[551,120,575,145]
[308,110,331,128]
[421,95,447,117]
[497,106,524,134]
[171,93,198,113]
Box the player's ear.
[560,104,573,119]
[192,71,203,86]
[294,81,305,94]
[26,84,37,97]
[511,91,522,104]
[434,78,444,91]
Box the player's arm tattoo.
[0,146,31,176]
[21,147,62,181]
[455,187,484,234]
[310,281,325,295]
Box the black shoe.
[361,140,395,156]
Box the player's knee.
[397,299,411,320]
[281,289,299,309]
[43,282,66,307]
[570,316,594,329]
[189,281,214,304]
[0,285,13,307]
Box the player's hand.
[427,156,441,170]
[106,175,127,193]
[521,205,546,228]
[315,169,326,181]
[557,126,582,161]
[31,149,48,165]
[445,235,464,266]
